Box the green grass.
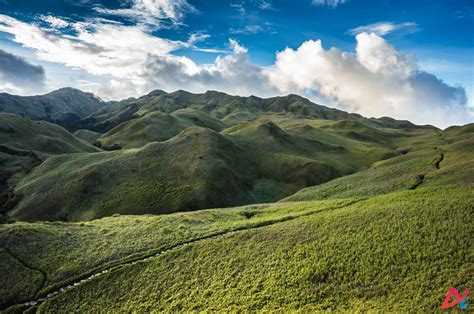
[73,129,102,144]
[9,115,462,222]
[283,124,473,202]
[3,185,469,312]
[0,197,356,308]
[0,113,100,155]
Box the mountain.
[75,89,434,134]
[0,88,105,128]
[0,88,472,311]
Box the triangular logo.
[441,287,469,309]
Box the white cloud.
[355,32,415,78]
[41,15,70,29]
[229,38,248,54]
[267,32,470,127]
[95,0,196,26]
[312,0,347,8]
[142,39,274,97]
[230,3,246,14]
[0,14,184,83]
[95,79,135,100]
[349,21,418,36]
[188,32,210,45]
[230,25,264,34]
[258,1,276,11]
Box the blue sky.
[0,0,472,127]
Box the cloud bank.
[268,33,469,127]
[0,49,45,94]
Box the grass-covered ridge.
[283,123,474,201]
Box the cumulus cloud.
[0,49,45,94]
[349,21,418,36]
[267,32,470,127]
[312,0,347,8]
[95,79,135,100]
[142,39,275,97]
[0,14,184,84]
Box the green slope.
[76,89,430,134]
[0,113,102,216]
[0,88,104,128]
[9,115,435,221]
[11,127,254,221]
[97,109,225,149]
[73,129,102,144]
[0,88,472,312]
[1,186,472,312]
[0,113,101,155]
[283,124,474,202]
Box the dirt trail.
[6,198,363,311]
[434,152,444,170]
[2,246,47,308]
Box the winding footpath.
[17,230,239,309]
[5,196,364,311]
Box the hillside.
[75,90,433,134]
[0,88,104,128]
[1,186,472,312]
[0,113,101,155]
[0,113,101,218]
[0,89,454,221]
[283,123,474,201]
[8,114,438,221]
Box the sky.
[0,0,473,127]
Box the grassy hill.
[0,88,104,128]
[8,114,439,221]
[0,113,100,155]
[283,123,474,201]
[0,113,102,217]
[75,89,430,134]
[1,89,447,221]
[73,129,102,144]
